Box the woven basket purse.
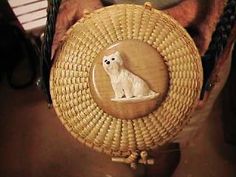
[40,1,235,168]
[49,2,202,161]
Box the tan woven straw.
[50,3,203,157]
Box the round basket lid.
[50,3,203,157]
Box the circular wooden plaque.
[90,40,169,119]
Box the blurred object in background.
[222,45,236,146]
[8,0,47,34]
[102,0,182,9]
[0,0,43,89]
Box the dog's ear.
[115,51,120,56]
[115,51,123,66]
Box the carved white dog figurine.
[103,51,159,102]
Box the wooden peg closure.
[112,151,154,169]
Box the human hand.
[51,0,103,58]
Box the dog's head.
[102,51,123,75]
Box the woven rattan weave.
[50,4,203,157]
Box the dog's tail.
[149,90,157,95]
[149,90,160,98]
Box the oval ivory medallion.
[90,40,169,120]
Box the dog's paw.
[115,94,124,99]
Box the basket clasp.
[112,151,154,169]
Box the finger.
[51,0,77,58]
[74,0,104,19]
[163,0,198,28]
